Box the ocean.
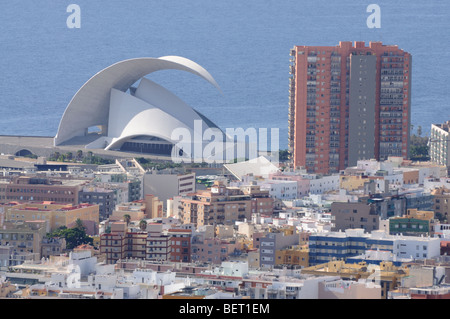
[0,0,449,150]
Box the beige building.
[0,279,17,298]
[302,260,409,299]
[180,181,273,227]
[340,175,376,191]
[0,220,47,261]
[275,245,309,268]
[110,194,163,222]
[331,201,379,232]
[402,169,419,185]
[215,225,234,239]
[41,237,67,259]
[110,201,146,222]
[5,202,99,233]
[432,187,450,222]
[144,194,163,219]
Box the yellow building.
[275,245,309,267]
[405,208,435,220]
[402,169,419,185]
[302,260,409,299]
[0,280,18,298]
[110,195,163,222]
[339,175,370,191]
[5,202,99,233]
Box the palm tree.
[139,219,147,231]
[52,152,60,161]
[123,214,131,226]
[75,218,85,231]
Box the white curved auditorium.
[54,56,229,161]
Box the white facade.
[393,236,441,260]
[211,261,249,277]
[167,196,184,219]
[309,175,340,195]
[259,180,298,200]
[55,56,220,146]
[424,177,450,191]
[430,122,450,167]
[69,250,97,276]
[53,56,247,163]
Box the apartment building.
[5,202,99,234]
[308,228,440,266]
[1,176,89,204]
[190,234,240,265]
[180,181,256,227]
[146,229,171,262]
[389,209,437,236]
[109,195,163,222]
[429,121,450,173]
[275,245,309,268]
[0,220,47,261]
[40,237,66,259]
[100,222,127,264]
[143,171,196,206]
[331,201,379,232]
[259,230,300,269]
[168,229,191,263]
[432,187,450,222]
[100,222,195,264]
[393,236,441,260]
[78,187,115,220]
[302,260,409,299]
[289,41,411,174]
[308,229,393,266]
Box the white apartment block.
[308,175,340,195]
[393,236,441,260]
[259,180,298,199]
[430,122,450,168]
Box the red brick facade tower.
[288,41,411,174]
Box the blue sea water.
[0,0,449,150]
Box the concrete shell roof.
[54,56,221,146]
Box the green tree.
[279,149,290,162]
[75,218,85,231]
[50,151,60,161]
[47,225,93,250]
[410,134,429,160]
[139,219,147,231]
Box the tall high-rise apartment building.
[288,41,411,174]
[429,121,450,172]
